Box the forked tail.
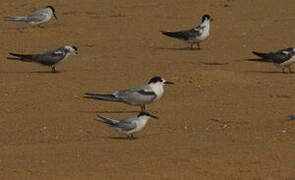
[161,31,183,38]
[4,16,27,22]
[84,93,121,102]
[252,51,271,60]
[96,114,118,126]
[8,53,33,62]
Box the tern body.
[161,14,213,49]
[251,48,295,73]
[8,45,78,72]
[97,111,158,139]
[84,77,174,111]
[4,6,57,26]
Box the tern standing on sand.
[161,14,213,49]
[85,76,174,111]
[4,6,57,26]
[250,48,295,73]
[8,45,78,73]
[96,111,158,139]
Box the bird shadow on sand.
[30,70,62,74]
[233,58,265,63]
[80,110,140,114]
[7,27,29,31]
[243,58,268,62]
[103,136,138,141]
[200,62,229,65]
[240,58,291,74]
[153,47,200,51]
[244,70,289,74]
[0,70,62,74]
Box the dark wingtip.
[252,51,258,54]
[84,92,92,96]
[160,31,169,35]
[252,51,266,58]
[7,57,20,60]
[8,52,22,57]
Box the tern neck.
[149,83,164,99]
[138,116,150,125]
[201,20,210,34]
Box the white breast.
[149,83,164,101]
[63,53,71,61]
[280,55,295,67]
[132,117,150,133]
[196,23,210,42]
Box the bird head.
[46,6,58,20]
[138,110,158,119]
[201,14,213,23]
[148,76,174,86]
[64,45,78,55]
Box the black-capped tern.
[96,110,158,139]
[161,14,213,49]
[8,45,78,73]
[85,76,174,111]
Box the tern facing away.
[161,14,213,49]
[4,6,57,26]
[84,76,174,111]
[250,48,295,73]
[96,110,158,139]
[8,45,78,73]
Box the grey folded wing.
[27,9,50,22]
[162,28,199,41]
[34,48,66,66]
[176,26,204,40]
[114,85,157,105]
[192,25,204,36]
[270,48,295,64]
[116,117,137,131]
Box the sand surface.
[1,0,295,179]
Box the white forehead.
[64,45,73,49]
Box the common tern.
[250,48,295,73]
[8,45,78,73]
[96,110,158,139]
[161,14,213,49]
[4,6,57,26]
[85,76,174,111]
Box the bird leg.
[197,42,200,50]
[127,134,135,140]
[288,67,293,73]
[282,67,286,73]
[190,43,194,49]
[140,105,146,111]
[51,66,56,73]
[37,24,45,28]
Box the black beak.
[54,13,58,20]
[150,115,159,119]
[210,18,214,22]
[164,81,174,85]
